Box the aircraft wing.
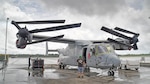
[32,35,76,44]
[91,40,109,43]
[91,39,132,50]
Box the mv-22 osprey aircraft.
[34,26,139,76]
[11,20,81,49]
[12,19,139,76]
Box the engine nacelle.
[16,38,27,49]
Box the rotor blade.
[101,26,132,40]
[15,20,65,24]
[29,23,81,33]
[107,38,132,48]
[114,27,139,35]
[11,21,21,30]
[27,35,64,45]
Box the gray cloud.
[144,0,150,9]
[40,0,126,16]
[27,0,150,54]
[1,0,150,54]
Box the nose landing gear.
[108,66,115,76]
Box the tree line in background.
[118,54,150,57]
[0,53,150,59]
[0,54,59,59]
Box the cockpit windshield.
[91,44,113,56]
[97,46,106,53]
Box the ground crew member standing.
[28,56,31,69]
[77,56,85,78]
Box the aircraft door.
[82,48,87,63]
[86,45,104,67]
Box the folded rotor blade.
[27,35,64,45]
[15,20,65,24]
[11,21,21,30]
[29,23,81,33]
[115,27,139,35]
[107,38,132,48]
[101,26,132,40]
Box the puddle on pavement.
[44,69,67,79]
[28,69,66,79]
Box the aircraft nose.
[112,57,121,66]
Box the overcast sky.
[0,0,150,55]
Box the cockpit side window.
[97,46,105,53]
[95,45,114,55]
[94,45,106,56]
[106,46,113,52]
[90,48,95,55]
[102,46,108,52]
[91,45,113,56]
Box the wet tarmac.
[0,57,150,84]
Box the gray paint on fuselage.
[59,43,121,69]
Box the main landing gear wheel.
[62,65,65,69]
[84,67,90,72]
[59,63,65,69]
[108,70,114,76]
[59,64,62,69]
[124,65,127,70]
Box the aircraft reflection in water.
[11,20,81,49]
[34,26,140,76]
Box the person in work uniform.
[28,56,31,69]
[77,56,85,78]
